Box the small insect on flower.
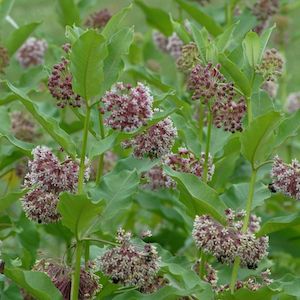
[16,37,48,68]
[0,46,9,73]
[48,57,82,108]
[33,259,101,300]
[271,155,300,200]
[123,117,177,159]
[99,228,165,293]
[84,9,111,29]
[102,82,153,132]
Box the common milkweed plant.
[0,0,300,299]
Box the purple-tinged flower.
[271,155,300,200]
[10,111,39,142]
[212,98,246,133]
[0,46,9,73]
[193,260,218,289]
[16,37,47,68]
[99,229,163,293]
[164,148,215,182]
[48,57,82,108]
[192,210,269,269]
[152,31,169,53]
[22,189,60,224]
[188,63,235,104]
[33,259,101,300]
[85,9,111,29]
[176,42,201,73]
[62,43,71,54]
[256,48,284,81]
[123,117,177,159]
[142,165,175,190]
[166,33,183,59]
[102,82,153,132]
[262,80,278,99]
[286,92,300,113]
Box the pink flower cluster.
[48,57,82,108]
[33,259,101,300]
[192,209,269,269]
[102,82,153,132]
[123,117,177,159]
[271,155,300,200]
[165,148,215,182]
[99,229,164,293]
[85,9,111,29]
[142,165,175,190]
[16,37,47,68]
[22,146,90,223]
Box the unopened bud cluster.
[271,155,300,200]
[16,37,47,68]
[22,146,90,223]
[176,42,201,73]
[0,46,9,73]
[99,229,164,293]
[164,148,215,182]
[192,209,269,269]
[33,259,101,300]
[85,9,111,29]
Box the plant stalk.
[96,112,105,184]
[70,241,83,300]
[77,105,91,194]
[198,102,204,147]
[203,110,212,183]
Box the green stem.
[84,241,90,270]
[203,110,212,183]
[199,251,206,279]
[70,241,83,300]
[229,168,257,293]
[77,105,91,194]
[96,112,105,184]
[246,96,253,126]
[198,102,204,147]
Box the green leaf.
[6,22,40,55]
[102,4,132,39]
[4,268,63,300]
[216,23,236,52]
[257,213,300,237]
[135,0,173,36]
[70,30,108,100]
[164,167,227,223]
[58,193,103,240]
[175,0,223,37]
[5,82,77,158]
[56,0,80,27]
[259,25,276,62]
[218,53,251,97]
[242,31,261,67]
[240,111,282,168]
[190,23,209,63]
[0,0,14,23]
[0,190,27,212]
[65,25,84,44]
[101,27,134,93]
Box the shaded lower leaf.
[0,190,27,212]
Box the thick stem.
[246,96,253,126]
[84,241,90,270]
[199,251,206,279]
[70,241,83,300]
[203,110,212,183]
[198,102,204,147]
[77,105,91,194]
[229,168,257,293]
[96,112,106,184]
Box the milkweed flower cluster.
[16,37,48,68]
[0,46,9,73]
[252,0,279,34]
[153,31,183,59]
[192,209,269,269]
[84,8,111,29]
[102,82,153,132]
[123,117,177,159]
[142,165,175,190]
[22,146,90,223]
[10,111,39,142]
[164,148,215,182]
[48,57,82,108]
[176,42,201,73]
[99,229,164,293]
[33,259,101,300]
[271,155,300,200]
[262,80,278,99]
[256,48,284,82]
[286,92,300,113]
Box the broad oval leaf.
[0,190,27,212]
[242,31,261,67]
[56,0,80,27]
[70,30,108,100]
